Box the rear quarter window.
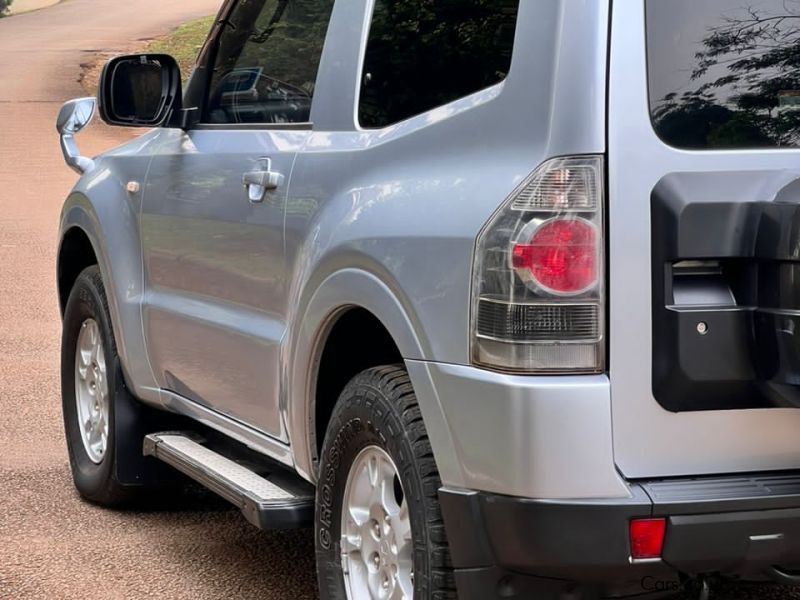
[358,0,520,129]
[646,0,800,150]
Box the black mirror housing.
[98,54,183,128]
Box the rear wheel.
[315,365,456,599]
[61,265,157,505]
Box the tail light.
[471,156,605,373]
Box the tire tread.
[336,365,457,599]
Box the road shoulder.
[8,0,61,15]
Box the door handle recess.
[243,162,284,203]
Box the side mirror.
[56,97,97,175]
[98,54,182,128]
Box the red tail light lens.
[512,218,598,295]
[471,156,605,373]
[630,518,666,560]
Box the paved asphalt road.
[0,1,317,598]
[1,1,800,600]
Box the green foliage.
[144,15,215,83]
[209,0,517,127]
[654,2,800,148]
[0,0,13,17]
[359,0,518,127]
[218,0,333,95]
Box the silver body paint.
[58,0,798,503]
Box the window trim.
[193,0,321,131]
[193,122,313,131]
[352,0,375,131]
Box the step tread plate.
[151,433,295,503]
[641,472,800,516]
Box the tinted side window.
[205,0,334,125]
[647,0,800,149]
[359,0,519,129]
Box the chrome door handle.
[243,159,284,203]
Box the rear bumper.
[440,472,800,599]
[405,361,629,499]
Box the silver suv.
[55,0,800,598]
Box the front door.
[141,0,335,440]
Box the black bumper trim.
[440,471,800,598]
[440,486,652,578]
[664,508,800,574]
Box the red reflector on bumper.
[630,518,666,559]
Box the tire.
[61,265,156,505]
[315,365,456,600]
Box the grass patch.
[144,15,215,82]
[80,14,214,95]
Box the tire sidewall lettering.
[318,417,364,551]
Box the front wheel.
[315,366,456,600]
[61,265,159,505]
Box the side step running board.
[144,433,314,530]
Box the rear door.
[609,0,800,478]
[141,0,334,440]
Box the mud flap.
[112,369,185,486]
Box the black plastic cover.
[652,171,800,411]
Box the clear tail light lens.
[471,156,605,373]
